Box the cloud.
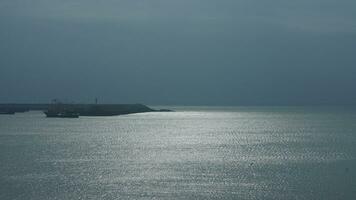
[0,0,355,104]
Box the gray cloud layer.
[1,0,355,105]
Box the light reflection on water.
[0,107,356,199]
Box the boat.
[44,100,79,118]
[0,110,15,115]
[44,110,79,118]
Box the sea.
[0,106,355,200]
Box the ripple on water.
[1,108,356,199]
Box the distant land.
[0,103,171,116]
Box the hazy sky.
[1,0,355,105]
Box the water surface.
[0,106,355,199]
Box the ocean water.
[0,106,355,200]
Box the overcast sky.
[1,0,355,105]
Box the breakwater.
[0,103,163,116]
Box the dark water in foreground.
[0,106,356,200]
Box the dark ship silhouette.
[44,99,79,118]
[0,110,16,115]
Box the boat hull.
[44,111,79,118]
[0,111,15,115]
